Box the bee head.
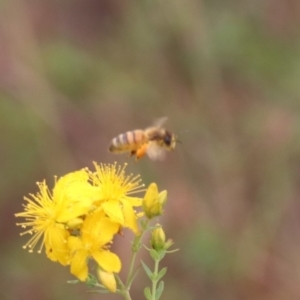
[163,130,176,150]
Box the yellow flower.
[97,269,117,293]
[68,209,121,281]
[142,183,167,219]
[15,170,98,265]
[89,162,144,234]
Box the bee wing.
[153,117,168,128]
[146,142,167,161]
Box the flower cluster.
[15,162,148,282]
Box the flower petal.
[44,224,70,266]
[102,200,124,225]
[122,200,139,235]
[68,236,83,254]
[82,209,120,246]
[55,172,101,223]
[92,250,121,273]
[125,196,143,207]
[70,249,89,281]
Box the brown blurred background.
[1,0,300,299]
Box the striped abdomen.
[109,130,146,153]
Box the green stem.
[151,258,160,300]
[126,250,138,287]
[123,290,132,300]
[126,220,150,287]
[115,276,132,300]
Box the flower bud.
[142,183,167,219]
[151,225,166,251]
[97,269,117,293]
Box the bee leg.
[136,144,148,160]
[130,150,136,157]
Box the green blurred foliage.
[1,0,300,299]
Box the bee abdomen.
[109,133,127,152]
[109,130,145,152]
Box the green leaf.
[87,289,110,294]
[144,287,152,300]
[157,250,166,261]
[157,267,167,281]
[141,260,153,279]
[155,281,164,300]
[127,268,140,289]
[85,274,99,287]
[150,249,160,261]
[67,279,79,284]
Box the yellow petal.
[125,196,143,207]
[95,219,120,245]
[102,200,124,225]
[53,170,89,199]
[70,249,89,281]
[57,185,100,223]
[44,225,70,266]
[52,169,101,223]
[122,200,139,235]
[92,250,121,273]
[67,236,83,254]
[81,209,119,246]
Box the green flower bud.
[97,268,117,293]
[143,183,167,219]
[151,225,166,251]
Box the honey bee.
[109,117,176,160]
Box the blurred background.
[1,0,300,299]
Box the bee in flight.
[109,117,176,160]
